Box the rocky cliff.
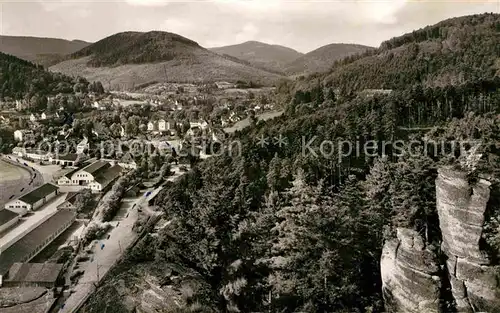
[436,167,500,312]
[382,167,500,312]
[381,228,441,312]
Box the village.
[0,81,280,313]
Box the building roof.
[63,167,80,179]
[64,192,80,205]
[6,262,63,283]
[0,209,18,227]
[18,183,59,205]
[93,165,123,187]
[80,160,111,176]
[52,153,79,162]
[0,209,76,275]
[24,149,49,156]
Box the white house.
[57,168,79,186]
[147,121,156,132]
[158,119,170,132]
[13,130,34,142]
[190,122,201,129]
[77,137,89,154]
[118,153,137,170]
[29,114,37,122]
[13,130,21,142]
[67,160,116,187]
[25,149,50,162]
[41,112,48,120]
[4,183,59,215]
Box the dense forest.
[141,82,500,312]
[295,13,500,95]
[0,51,103,101]
[81,13,500,313]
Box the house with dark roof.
[118,152,137,170]
[69,160,111,185]
[57,192,80,210]
[89,165,123,192]
[3,263,64,288]
[57,168,80,186]
[4,183,59,215]
[49,153,88,167]
[0,209,20,233]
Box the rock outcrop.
[382,167,500,312]
[381,228,441,313]
[436,167,500,312]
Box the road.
[56,202,139,313]
[56,179,173,313]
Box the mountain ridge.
[0,35,91,67]
[293,13,500,94]
[51,31,286,88]
[210,40,304,74]
[285,43,374,75]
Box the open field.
[224,110,284,133]
[0,159,33,208]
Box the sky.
[0,0,498,53]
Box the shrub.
[83,223,111,245]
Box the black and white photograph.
[0,0,499,312]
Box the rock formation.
[381,228,441,313]
[436,167,500,312]
[382,167,500,312]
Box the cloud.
[125,0,169,6]
[360,0,408,24]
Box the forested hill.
[0,52,94,100]
[284,43,373,75]
[70,31,202,67]
[295,13,500,94]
